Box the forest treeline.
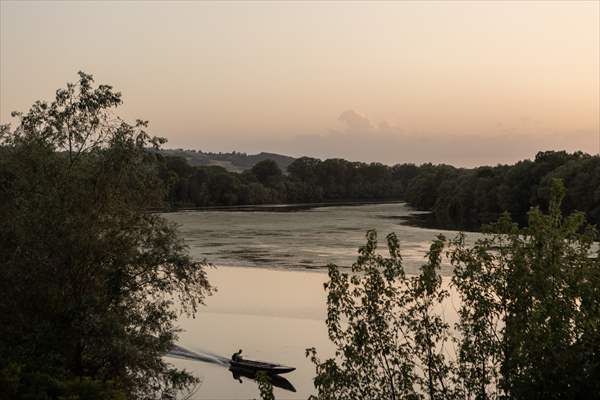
[161,150,600,230]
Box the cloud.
[338,110,373,132]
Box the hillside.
[159,149,296,173]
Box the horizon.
[1,1,599,167]
[160,146,597,169]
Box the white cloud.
[337,110,373,133]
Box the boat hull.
[229,359,295,375]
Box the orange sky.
[1,1,598,166]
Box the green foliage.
[309,180,600,399]
[306,230,447,399]
[254,371,275,400]
[0,72,213,398]
[251,159,282,185]
[428,151,598,230]
[0,363,126,400]
[160,154,404,208]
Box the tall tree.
[0,72,212,398]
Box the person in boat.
[231,349,243,362]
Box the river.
[164,203,481,399]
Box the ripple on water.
[164,203,483,275]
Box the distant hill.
[159,149,296,173]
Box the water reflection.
[230,368,296,392]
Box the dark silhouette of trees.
[288,156,321,183]
[251,159,282,185]
[0,73,212,398]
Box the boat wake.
[167,344,297,392]
[167,344,230,367]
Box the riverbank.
[165,199,406,213]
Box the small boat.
[229,359,295,375]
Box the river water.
[164,203,481,399]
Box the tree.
[0,72,213,398]
[251,159,282,186]
[307,231,423,400]
[308,180,600,400]
[287,156,321,182]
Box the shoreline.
[398,212,483,233]
[163,200,484,234]
[164,199,407,213]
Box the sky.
[1,1,598,167]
